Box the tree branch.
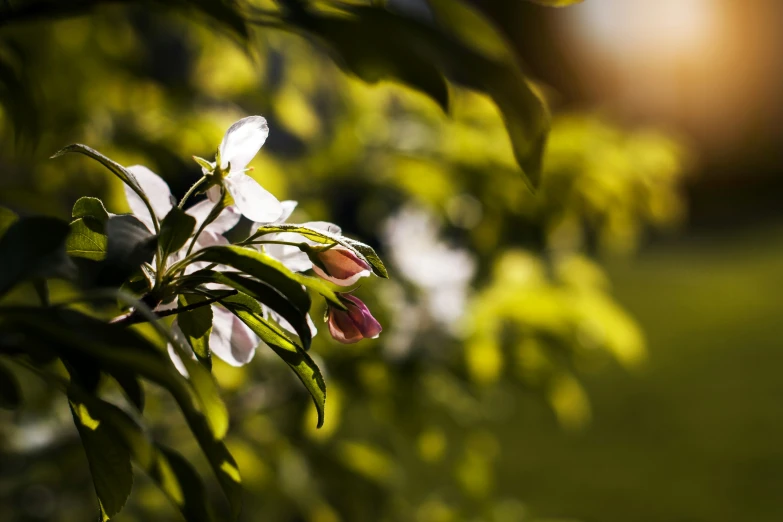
[110,289,237,327]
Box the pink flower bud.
[312,246,372,286]
[327,294,382,344]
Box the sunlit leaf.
[251,224,389,278]
[52,144,159,231]
[72,196,110,223]
[66,217,108,261]
[221,293,327,428]
[187,245,344,309]
[281,4,549,186]
[177,294,213,369]
[0,307,242,517]
[68,385,216,521]
[181,269,312,349]
[69,396,133,521]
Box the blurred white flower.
[383,205,476,330]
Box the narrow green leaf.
[1,307,242,517]
[221,293,327,429]
[110,371,145,412]
[66,217,108,261]
[52,144,159,232]
[0,216,72,297]
[159,207,196,260]
[188,245,344,309]
[182,270,312,350]
[72,197,110,223]
[68,386,215,522]
[0,361,21,410]
[284,5,549,186]
[252,224,389,278]
[177,294,213,369]
[69,396,133,521]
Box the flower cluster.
[123,116,383,368]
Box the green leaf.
[110,371,145,412]
[0,307,242,517]
[159,207,196,260]
[284,5,549,186]
[69,396,133,521]
[177,294,213,369]
[0,216,72,297]
[252,224,389,278]
[93,215,157,288]
[68,386,215,522]
[0,361,21,410]
[182,270,312,350]
[221,293,327,429]
[425,0,512,61]
[72,197,110,223]
[51,144,160,232]
[0,206,18,239]
[66,217,108,261]
[187,245,344,310]
[295,5,449,111]
[171,343,230,440]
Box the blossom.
[311,246,371,286]
[327,294,382,344]
[206,116,283,224]
[122,165,260,368]
[255,216,372,286]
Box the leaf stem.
[178,176,208,210]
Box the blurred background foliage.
[2,0,782,521]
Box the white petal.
[210,305,258,366]
[226,173,283,223]
[264,234,312,272]
[274,200,298,224]
[206,185,222,203]
[218,116,269,173]
[305,221,342,236]
[186,199,241,235]
[167,320,190,377]
[124,165,174,232]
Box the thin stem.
[178,176,208,210]
[110,290,237,327]
[185,188,226,258]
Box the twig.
[110,290,237,327]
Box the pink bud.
[312,246,372,286]
[327,294,382,344]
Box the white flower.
[207,116,283,224]
[383,205,476,329]
[122,165,261,369]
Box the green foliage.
[0,1,694,521]
[222,292,327,429]
[177,293,214,368]
[159,207,197,260]
[0,216,71,297]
